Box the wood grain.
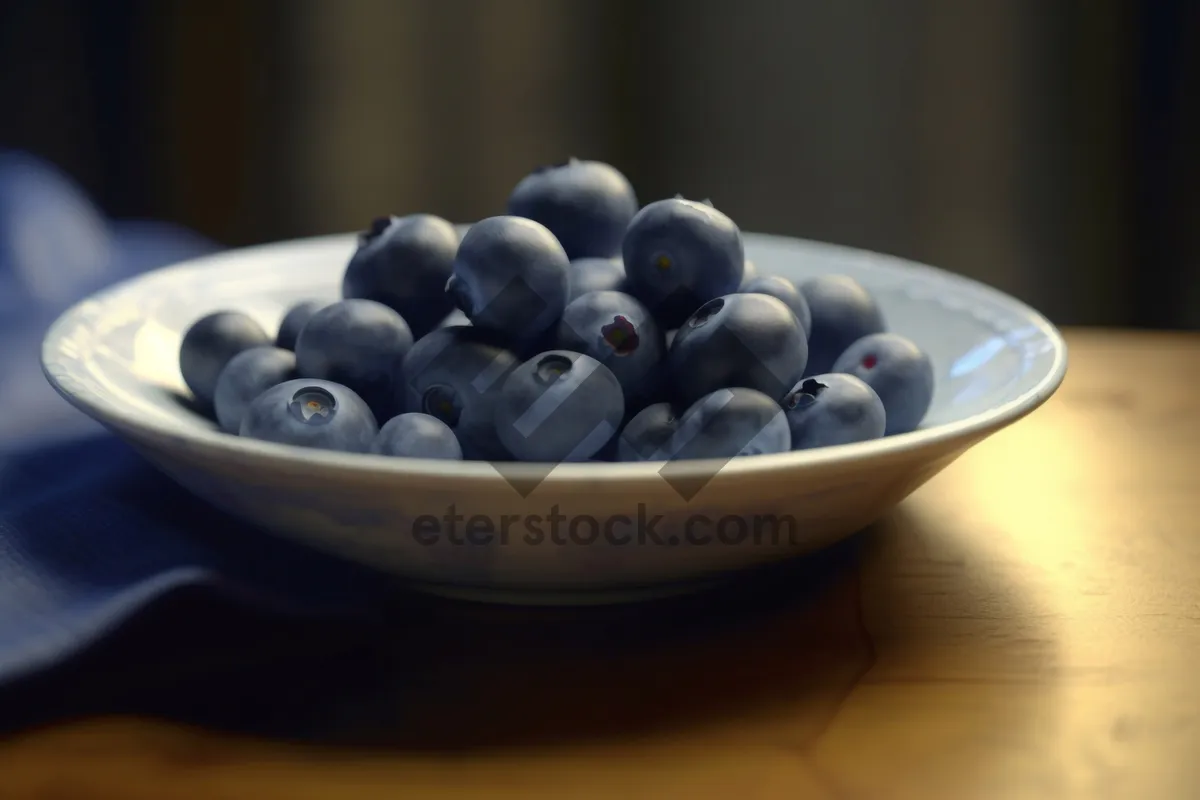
[3,329,1198,800]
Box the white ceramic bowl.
[41,232,1067,604]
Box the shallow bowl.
[41,232,1067,604]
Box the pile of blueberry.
[179,158,934,463]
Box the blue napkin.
[0,152,402,733]
[0,433,399,684]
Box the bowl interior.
[41,231,1065,473]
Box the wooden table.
[3,329,1198,799]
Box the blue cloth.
[0,157,403,734]
[0,423,410,736]
[0,434,397,687]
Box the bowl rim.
[40,231,1069,485]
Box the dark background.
[1,0,1196,328]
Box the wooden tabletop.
[3,328,1199,800]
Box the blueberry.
[239,379,378,453]
[398,325,518,460]
[179,311,271,409]
[616,402,678,461]
[800,275,886,376]
[667,293,808,409]
[275,300,324,351]
[831,333,934,435]
[212,346,297,434]
[622,197,745,328]
[494,350,625,462]
[556,290,665,408]
[781,373,886,450]
[372,412,463,460]
[658,387,790,460]
[737,258,759,290]
[445,216,569,349]
[507,158,638,259]
[294,299,413,422]
[342,214,458,337]
[741,275,812,339]
[567,256,626,301]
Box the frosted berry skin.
[622,198,745,329]
[567,256,626,302]
[239,379,379,453]
[372,412,463,460]
[342,214,458,338]
[782,373,886,450]
[616,402,678,462]
[294,299,414,423]
[667,292,808,410]
[397,325,518,461]
[179,311,272,410]
[832,333,934,436]
[555,289,665,409]
[212,346,297,434]
[657,387,790,461]
[507,158,639,260]
[275,300,324,351]
[799,275,886,377]
[740,274,813,339]
[494,350,625,463]
[445,216,570,350]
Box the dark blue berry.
[781,373,886,450]
[622,198,744,328]
[616,402,678,461]
[239,379,378,453]
[398,325,518,461]
[800,275,886,376]
[213,346,297,434]
[294,299,413,422]
[832,333,934,435]
[179,311,271,409]
[445,216,569,349]
[494,350,625,462]
[275,300,324,351]
[372,412,463,459]
[659,387,790,460]
[556,290,665,408]
[507,158,638,259]
[342,214,458,337]
[567,256,626,302]
[667,293,808,409]
[741,275,812,339]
